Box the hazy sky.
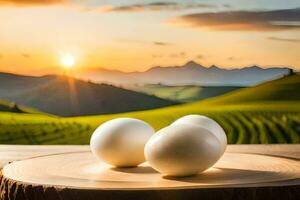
[0,0,299,75]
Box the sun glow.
[61,55,75,69]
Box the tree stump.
[1,151,300,200]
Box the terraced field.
[210,111,300,144]
[0,102,299,144]
[0,74,299,145]
[0,113,91,144]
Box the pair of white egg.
[90,115,227,177]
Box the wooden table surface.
[1,144,299,169]
[1,144,300,200]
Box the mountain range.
[0,73,176,116]
[79,61,292,86]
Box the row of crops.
[0,111,299,144]
[209,112,300,144]
[0,121,93,144]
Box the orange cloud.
[267,36,300,42]
[169,8,300,31]
[0,0,66,6]
[100,2,215,12]
[153,41,171,46]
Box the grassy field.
[0,75,299,145]
[0,102,299,144]
[126,84,243,102]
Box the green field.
[127,84,243,102]
[0,75,299,145]
[0,102,299,144]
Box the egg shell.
[144,124,222,177]
[172,115,227,155]
[90,118,154,167]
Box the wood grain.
[0,145,90,168]
[1,144,299,168]
[1,150,300,200]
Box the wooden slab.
[1,144,299,168]
[0,145,90,168]
[1,151,300,200]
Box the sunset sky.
[0,0,299,75]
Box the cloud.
[118,38,171,46]
[100,2,215,12]
[21,53,30,58]
[153,41,171,46]
[195,54,204,59]
[152,52,187,58]
[0,0,66,6]
[169,52,186,58]
[223,4,232,8]
[267,36,300,42]
[169,8,300,31]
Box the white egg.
[172,115,227,155]
[90,118,154,167]
[144,124,222,177]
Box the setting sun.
[61,55,75,69]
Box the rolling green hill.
[0,73,177,116]
[0,74,299,145]
[126,84,243,102]
[202,74,300,104]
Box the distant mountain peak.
[146,65,163,72]
[185,60,199,66]
[244,65,263,70]
[209,65,220,70]
[183,60,205,70]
